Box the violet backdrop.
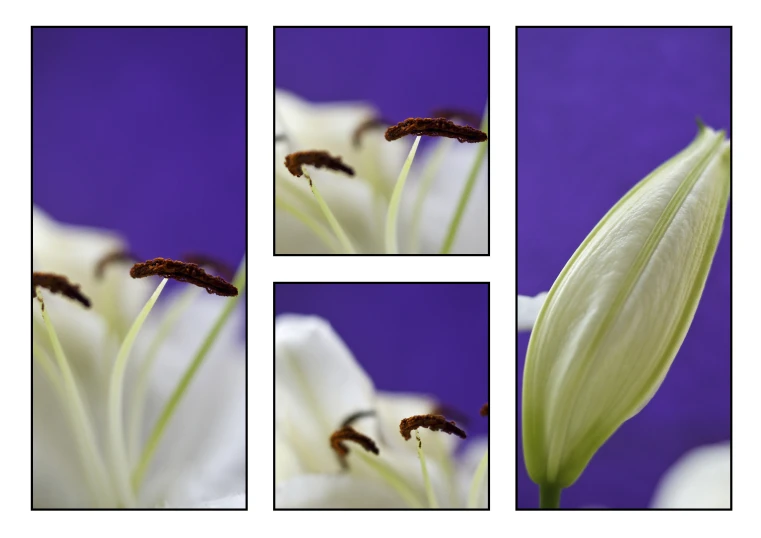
[275,283,490,438]
[275,27,488,123]
[33,28,246,267]
[518,28,730,508]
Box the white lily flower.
[518,292,548,331]
[275,90,488,254]
[650,442,730,508]
[522,124,730,506]
[275,315,488,508]
[32,207,246,508]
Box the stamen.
[330,426,380,469]
[130,258,238,297]
[33,272,91,308]
[352,117,390,148]
[480,403,489,417]
[399,414,467,441]
[341,410,377,428]
[95,250,139,279]
[430,108,482,127]
[284,151,355,182]
[385,117,487,143]
[182,253,235,282]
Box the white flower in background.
[518,292,548,331]
[275,315,488,508]
[32,207,246,508]
[650,442,730,508]
[522,124,730,506]
[275,90,488,254]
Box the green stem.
[539,484,562,509]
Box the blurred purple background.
[33,27,246,267]
[275,27,488,122]
[275,283,489,438]
[518,28,730,508]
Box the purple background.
[33,27,246,267]
[275,283,489,438]
[275,27,488,122]
[517,28,730,508]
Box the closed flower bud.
[522,123,730,497]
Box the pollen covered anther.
[385,117,487,143]
[95,249,139,279]
[330,426,380,469]
[480,403,489,417]
[430,108,482,127]
[33,272,91,308]
[284,151,355,179]
[399,414,467,441]
[352,117,390,148]
[130,258,238,297]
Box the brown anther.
[284,151,355,184]
[480,403,489,417]
[432,403,470,427]
[352,117,390,148]
[33,272,91,309]
[130,258,238,297]
[385,117,487,143]
[95,249,139,279]
[430,108,482,128]
[399,414,467,441]
[330,426,380,469]
[341,410,377,428]
[182,253,235,282]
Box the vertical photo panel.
[32,27,247,509]
[517,27,730,510]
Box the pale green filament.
[32,340,62,395]
[303,169,357,254]
[108,278,168,507]
[416,431,439,508]
[440,106,489,254]
[132,257,246,492]
[275,196,342,253]
[127,286,201,463]
[38,293,112,507]
[409,138,453,253]
[467,448,489,508]
[355,450,424,508]
[385,136,421,253]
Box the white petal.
[138,293,246,507]
[188,493,246,509]
[409,142,488,254]
[650,442,730,508]
[457,437,489,508]
[275,315,377,473]
[275,474,409,509]
[518,292,548,331]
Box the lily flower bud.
[522,123,730,498]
